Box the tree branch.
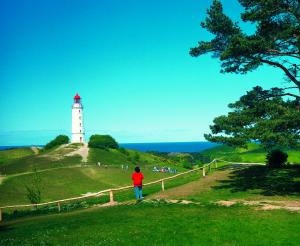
[266,49,300,59]
[275,93,300,99]
[259,58,300,87]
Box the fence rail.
[0,159,265,222]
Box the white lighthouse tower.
[72,93,85,143]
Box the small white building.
[72,93,85,143]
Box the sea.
[120,142,217,153]
[0,142,217,153]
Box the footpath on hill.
[95,165,300,213]
[65,143,89,162]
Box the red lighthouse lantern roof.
[74,93,81,100]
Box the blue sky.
[0,0,285,145]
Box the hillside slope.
[0,145,181,206]
[197,143,300,164]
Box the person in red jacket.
[132,166,144,200]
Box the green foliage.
[132,152,140,163]
[88,135,119,149]
[44,135,69,150]
[190,0,300,92]
[204,86,300,149]
[191,1,300,149]
[25,168,42,204]
[118,147,129,156]
[182,161,193,170]
[266,149,288,168]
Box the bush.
[44,135,69,150]
[183,161,193,170]
[132,152,141,163]
[266,149,288,168]
[25,168,42,204]
[88,135,119,149]
[119,147,129,156]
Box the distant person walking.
[132,166,144,201]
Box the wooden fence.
[0,159,264,222]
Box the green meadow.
[1,203,300,246]
[197,143,300,164]
[0,145,300,245]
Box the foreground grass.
[1,203,300,246]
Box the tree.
[266,149,288,168]
[190,0,300,98]
[88,135,119,149]
[191,0,300,148]
[44,135,69,150]
[25,167,42,205]
[204,86,300,149]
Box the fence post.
[215,160,218,169]
[209,164,211,172]
[109,190,114,203]
[202,167,206,177]
[161,179,165,191]
[0,208,2,222]
[57,202,61,212]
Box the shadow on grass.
[213,165,300,197]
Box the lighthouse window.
[80,123,81,126]
[79,110,80,113]
[79,116,81,120]
[80,130,81,133]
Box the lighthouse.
[72,93,85,143]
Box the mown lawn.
[1,203,300,246]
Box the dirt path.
[216,200,300,212]
[65,143,89,162]
[30,147,39,155]
[149,169,232,199]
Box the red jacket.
[132,172,144,186]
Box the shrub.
[132,152,140,163]
[266,149,288,168]
[183,161,193,170]
[44,135,69,150]
[88,135,119,149]
[119,147,129,156]
[25,168,42,204]
[225,154,242,162]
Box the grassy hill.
[0,145,182,206]
[88,147,180,167]
[197,143,300,164]
[1,144,300,245]
[1,166,300,245]
[0,148,35,165]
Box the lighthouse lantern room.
[72,93,85,143]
